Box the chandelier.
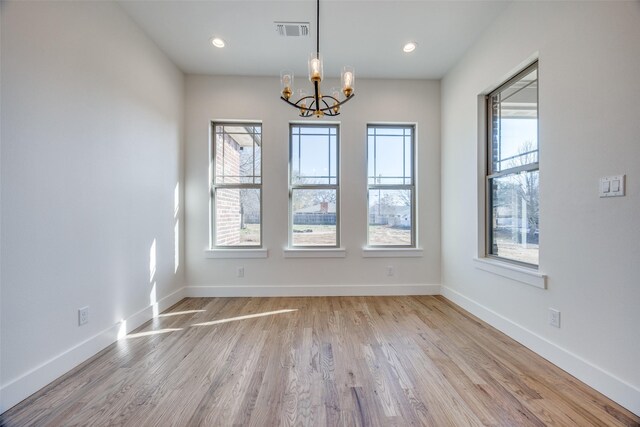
[280,0,355,117]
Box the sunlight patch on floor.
[191,309,298,327]
[125,328,182,339]
[158,309,206,318]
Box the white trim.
[476,94,488,258]
[473,257,546,289]
[185,284,440,298]
[362,247,423,258]
[441,286,640,416]
[210,118,263,124]
[283,247,346,258]
[289,119,341,126]
[0,287,186,414]
[204,248,268,259]
[366,121,419,126]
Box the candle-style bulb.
[341,66,355,97]
[281,70,294,99]
[308,53,323,82]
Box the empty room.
[1,0,639,425]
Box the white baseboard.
[185,283,440,298]
[441,286,640,417]
[0,286,186,414]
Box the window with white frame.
[486,62,539,266]
[367,125,415,247]
[211,122,262,247]
[289,124,339,247]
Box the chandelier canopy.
[280,0,355,118]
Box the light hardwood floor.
[2,296,638,426]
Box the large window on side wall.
[211,122,262,248]
[367,124,415,247]
[487,62,538,266]
[289,124,339,247]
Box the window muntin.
[367,125,415,247]
[289,125,339,247]
[211,123,262,247]
[487,62,539,266]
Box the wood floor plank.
[1,296,638,427]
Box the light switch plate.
[599,175,625,197]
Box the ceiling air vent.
[275,22,310,37]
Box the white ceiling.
[119,0,511,79]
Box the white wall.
[441,1,640,415]
[185,76,440,294]
[0,1,184,412]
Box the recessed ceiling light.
[403,42,417,53]
[211,37,225,48]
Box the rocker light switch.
[611,180,620,192]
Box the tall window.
[367,125,415,247]
[289,124,339,247]
[211,123,262,247]
[487,62,539,266]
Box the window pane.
[215,125,261,184]
[491,67,538,173]
[404,136,412,185]
[368,189,412,246]
[292,126,331,136]
[291,129,337,185]
[373,136,404,183]
[253,140,262,184]
[367,126,413,185]
[372,127,405,136]
[489,171,539,265]
[329,136,337,184]
[292,189,337,246]
[215,188,261,246]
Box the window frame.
[366,124,417,248]
[485,61,539,268]
[209,121,263,249]
[288,123,341,248]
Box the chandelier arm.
[279,96,317,113]
[281,93,354,114]
[316,94,355,112]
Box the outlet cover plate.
[549,308,560,328]
[78,306,89,326]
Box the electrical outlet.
[78,306,89,326]
[386,266,395,277]
[549,308,561,328]
[237,267,244,278]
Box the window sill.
[283,248,347,258]
[473,257,546,289]
[205,248,268,259]
[362,247,423,258]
